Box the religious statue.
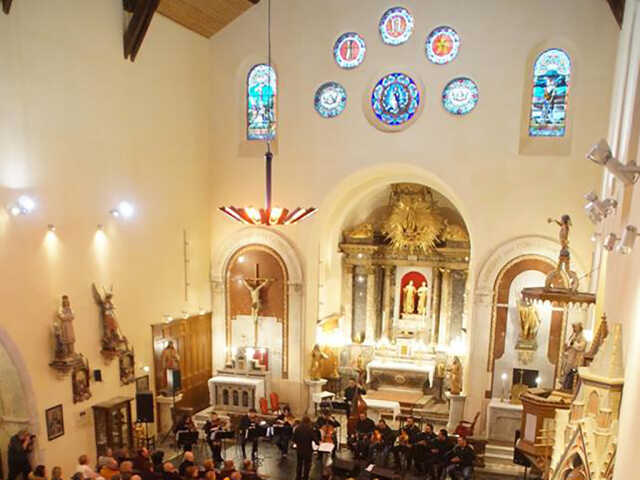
[403,280,417,314]
[92,284,127,358]
[417,281,429,316]
[345,222,374,242]
[546,215,579,291]
[429,359,447,403]
[447,356,463,395]
[309,344,328,381]
[49,295,82,374]
[241,269,274,346]
[119,348,135,385]
[516,299,540,357]
[72,355,92,403]
[160,340,180,392]
[560,322,587,391]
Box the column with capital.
[382,266,394,339]
[365,265,377,343]
[438,269,452,346]
[430,267,442,345]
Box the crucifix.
[241,264,274,347]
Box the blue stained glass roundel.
[314,82,347,118]
[379,7,414,45]
[371,73,420,126]
[333,32,366,69]
[442,77,479,115]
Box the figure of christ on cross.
[240,263,274,347]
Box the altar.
[366,359,435,392]
[208,375,266,412]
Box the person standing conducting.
[292,416,315,480]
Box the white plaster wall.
[0,0,212,473]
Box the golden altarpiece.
[329,183,470,412]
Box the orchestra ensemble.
[173,381,475,480]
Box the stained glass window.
[528,49,571,137]
[442,77,479,115]
[247,64,276,141]
[371,73,420,126]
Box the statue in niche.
[160,340,180,392]
[447,356,463,395]
[417,281,429,316]
[546,215,579,291]
[516,299,540,354]
[92,284,127,358]
[402,280,417,314]
[50,295,82,373]
[560,322,587,391]
[309,344,328,380]
[429,359,447,403]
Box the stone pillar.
[342,262,354,343]
[382,266,394,339]
[304,378,328,416]
[431,268,442,345]
[157,394,183,435]
[365,265,377,343]
[446,393,467,432]
[439,269,452,346]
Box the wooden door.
[152,313,212,413]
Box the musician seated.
[370,419,395,467]
[351,412,375,460]
[204,411,226,464]
[344,379,366,413]
[239,409,261,460]
[392,417,420,470]
[414,423,436,474]
[444,436,475,480]
[315,409,340,451]
[174,416,197,452]
[430,429,452,479]
[272,406,295,459]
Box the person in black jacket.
[444,436,475,480]
[292,416,315,480]
[414,423,436,474]
[392,417,419,470]
[343,379,366,414]
[203,412,226,464]
[8,430,33,480]
[371,419,395,466]
[239,409,260,460]
[430,429,452,479]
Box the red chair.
[259,397,269,415]
[455,411,480,438]
[269,392,280,412]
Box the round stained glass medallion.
[442,77,479,115]
[371,73,421,126]
[379,7,414,45]
[314,82,347,118]
[425,26,460,64]
[333,32,366,69]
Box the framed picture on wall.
[136,375,150,393]
[45,404,64,441]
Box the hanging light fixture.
[219,0,316,226]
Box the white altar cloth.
[486,398,523,442]
[362,396,401,421]
[366,359,435,386]
[208,375,266,408]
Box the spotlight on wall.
[590,232,601,243]
[583,191,617,224]
[603,233,619,252]
[110,201,135,219]
[47,224,56,232]
[587,139,640,185]
[617,225,639,255]
[7,195,36,216]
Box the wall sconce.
[584,191,617,224]
[587,138,640,185]
[603,233,619,251]
[617,225,639,255]
[7,195,36,216]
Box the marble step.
[485,443,516,465]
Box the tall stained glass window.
[247,64,276,141]
[528,49,571,137]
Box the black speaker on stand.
[136,392,154,449]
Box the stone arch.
[0,326,40,474]
[587,390,600,416]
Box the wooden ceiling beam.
[606,0,625,27]
[2,0,14,15]
[123,0,160,62]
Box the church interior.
[1,1,640,480]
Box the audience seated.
[161,463,179,480]
[132,449,152,473]
[99,460,119,480]
[51,466,63,480]
[76,455,100,480]
[218,460,236,480]
[28,465,47,480]
[179,452,196,478]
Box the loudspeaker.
[93,370,102,382]
[167,369,181,392]
[513,430,531,467]
[136,392,154,423]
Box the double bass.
[347,382,367,436]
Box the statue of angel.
[92,284,125,352]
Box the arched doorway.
[0,327,39,477]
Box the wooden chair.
[454,411,480,437]
[269,392,280,411]
[258,397,270,415]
